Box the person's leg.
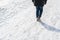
[39,6,43,19]
[36,6,40,18]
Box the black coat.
[32,0,47,6]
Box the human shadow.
[39,20,60,32]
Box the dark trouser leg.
[39,6,43,18]
[36,6,43,19]
[36,6,40,18]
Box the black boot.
[37,16,40,21]
[37,16,41,22]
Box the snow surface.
[0,0,60,40]
[0,0,11,7]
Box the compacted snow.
[0,0,60,40]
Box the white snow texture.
[0,0,60,40]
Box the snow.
[0,0,11,7]
[0,0,60,40]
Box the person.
[32,0,47,22]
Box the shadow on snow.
[40,21,60,32]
